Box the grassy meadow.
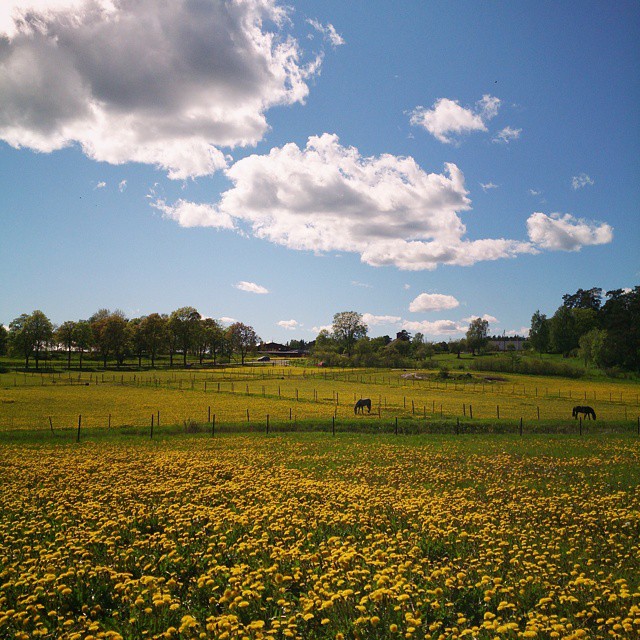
[0,364,638,434]
[0,433,639,639]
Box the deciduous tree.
[465,318,489,355]
[332,311,367,357]
[228,322,260,365]
[529,310,550,355]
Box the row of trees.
[1,307,260,369]
[529,287,639,370]
[311,311,490,368]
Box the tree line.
[1,286,637,372]
[528,287,639,371]
[311,311,492,368]
[0,307,260,370]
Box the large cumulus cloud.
[157,133,537,270]
[0,0,323,178]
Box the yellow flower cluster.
[0,434,638,639]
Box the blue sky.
[1,1,638,342]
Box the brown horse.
[354,398,372,414]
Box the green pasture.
[1,365,638,433]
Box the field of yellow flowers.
[1,433,638,640]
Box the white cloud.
[307,18,345,47]
[311,324,332,334]
[409,94,500,144]
[163,133,535,270]
[401,319,465,336]
[351,281,373,288]
[480,182,498,192]
[235,281,269,295]
[361,313,401,326]
[277,319,300,330]
[403,284,411,290]
[409,293,459,313]
[572,173,594,190]
[218,316,237,326]
[152,199,235,229]
[463,314,499,324]
[492,126,522,144]
[0,1,324,178]
[118,179,127,193]
[528,188,542,196]
[94,181,106,189]
[526,212,613,251]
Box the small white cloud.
[235,281,269,294]
[463,314,499,324]
[95,181,106,189]
[277,319,300,330]
[527,212,613,251]
[152,199,235,229]
[528,188,542,196]
[118,180,127,193]
[492,126,522,144]
[401,319,465,336]
[403,284,411,290]
[571,173,594,190]
[312,324,333,334]
[361,313,401,326]
[480,182,498,192]
[307,18,345,47]
[218,316,236,325]
[351,280,373,288]
[409,293,460,313]
[409,94,500,144]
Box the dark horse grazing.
[573,406,596,420]
[354,398,372,414]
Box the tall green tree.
[465,318,489,355]
[139,313,166,368]
[73,321,94,371]
[127,318,145,368]
[9,314,31,368]
[579,329,607,369]
[599,287,640,370]
[332,311,367,357]
[562,287,602,311]
[228,322,260,365]
[169,307,201,367]
[56,320,77,369]
[0,324,7,356]
[103,314,129,368]
[529,310,550,355]
[549,305,578,356]
[12,311,54,370]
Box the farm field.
[0,367,639,433]
[0,432,638,640]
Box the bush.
[469,357,583,379]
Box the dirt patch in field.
[483,376,508,382]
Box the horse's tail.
[592,409,596,420]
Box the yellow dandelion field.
[0,433,639,640]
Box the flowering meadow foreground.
[0,434,638,640]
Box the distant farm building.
[257,342,308,357]
[487,336,527,352]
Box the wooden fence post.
[76,415,81,443]
[211,414,215,437]
[49,416,54,434]
[150,414,154,439]
[395,417,398,435]
[266,414,269,435]
[332,416,335,436]
[519,417,523,436]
